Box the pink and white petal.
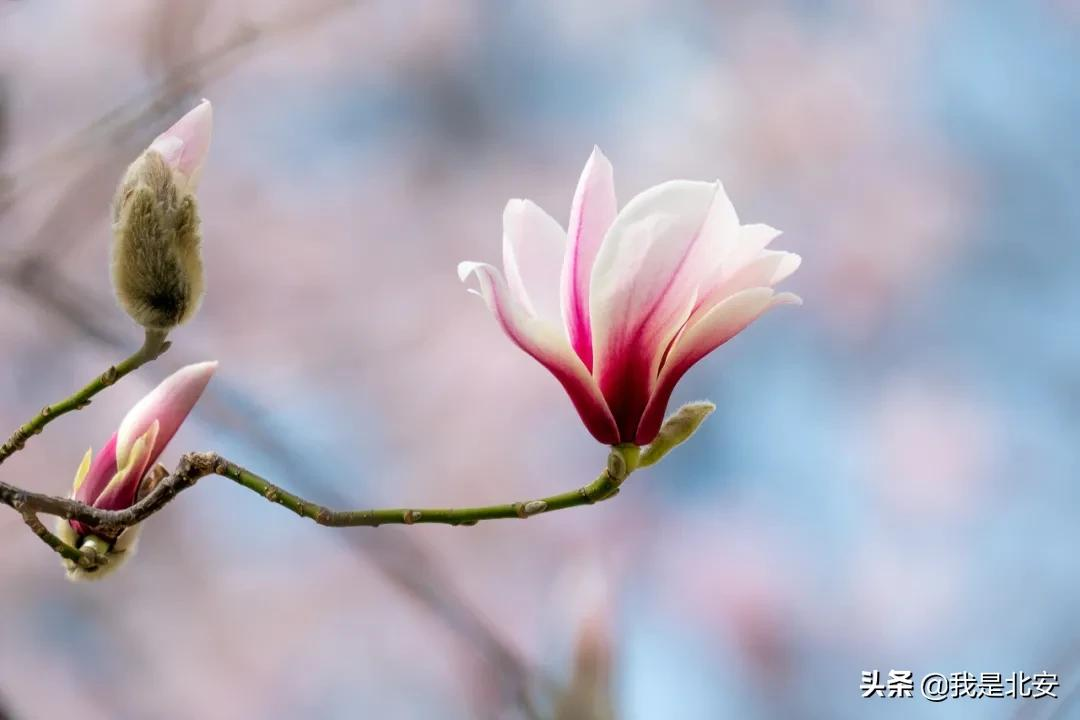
[762,251,801,286]
[724,223,783,271]
[149,99,213,190]
[96,422,159,511]
[73,434,120,507]
[589,180,719,440]
[635,288,797,445]
[459,261,619,444]
[690,251,802,327]
[561,147,617,370]
[502,199,567,324]
[638,184,751,381]
[728,250,801,291]
[116,361,217,469]
[694,180,741,265]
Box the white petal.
[502,199,566,324]
[726,223,782,270]
[691,250,802,324]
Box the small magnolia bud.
[638,401,716,467]
[111,101,212,331]
[59,362,217,581]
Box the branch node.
[607,452,626,481]
[403,510,422,524]
[521,500,547,517]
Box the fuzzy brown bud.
[110,101,211,331]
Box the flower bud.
[58,361,217,581]
[111,100,212,331]
[637,400,716,467]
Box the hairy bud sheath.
[111,101,212,331]
[638,401,716,467]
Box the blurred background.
[1,1,1078,718]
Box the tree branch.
[14,502,102,569]
[0,328,169,466]
[0,264,543,717]
[0,446,641,544]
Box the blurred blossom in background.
[1,1,1078,718]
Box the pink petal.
[73,433,120,507]
[635,288,800,444]
[95,421,160,511]
[502,199,566,324]
[459,261,619,444]
[116,361,217,470]
[560,147,617,370]
[588,180,723,441]
[148,99,213,189]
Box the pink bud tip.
[149,99,213,188]
[115,360,218,471]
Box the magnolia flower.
[459,148,800,446]
[111,100,213,332]
[57,361,217,580]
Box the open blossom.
[111,100,213,331]
[58,361,217,580]
[459,148,800,446]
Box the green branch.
[0,329,169,466]
[227,444,641,527]
[1,446,643,542]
